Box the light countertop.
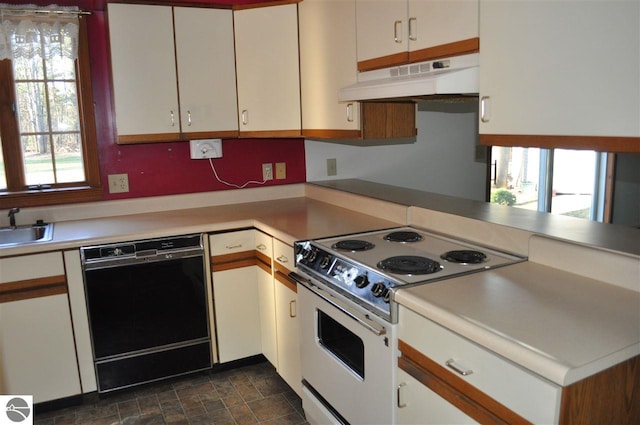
[394,261,640,386]
[0,196,403,257]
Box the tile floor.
[34,361,307,425]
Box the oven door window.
[317,309,364,379]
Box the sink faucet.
[8,207,20,228]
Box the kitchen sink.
[0,222,54,247]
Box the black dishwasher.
[81,234,212,393]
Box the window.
[490,146,609,222]
[0,6,101,208]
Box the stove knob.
[371,282,387,297]
[382,288,391,303]
[303,248,318,263]
[354,274,369,288]
[320,256,331,269]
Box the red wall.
[7,0,306,201]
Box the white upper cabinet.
[174,7,238,138]
[109,4,179,141]
[408,0,478,55]
[299,0,361,137]
[356,0,479,70]
[234,4,302,137]
[108,4,238,143]
[356,0,408,66]
[479,0,640,142]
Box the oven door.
[296,279,397,425]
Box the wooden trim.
[408,37,480,64]
[302,129,363,140]
[358,52,410,73]
[211,250,256,272]
[559,355,640,424]
[603,153,616,223]
[238,130,302,138]
[233,0,302,11]
[398,339,532,425]
[116,133,182,144]
[0,275,67,303]
[0,186,103,209]
[256,251,272,269]
[211,249,273,273]
[274,263,296,293]
[181,130,239,140]
[480,134,640,153]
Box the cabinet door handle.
[187,110,192,126]
[445,359,473,376]
[408,17,417,41]
[256,243,267,251]
[397,382,407,408]
[241,109,248,126]
[394,20,403,43]
[277,255,288,263]
[225,244,242,250]
[170,110,175,127]
[480,96,491,123]
[346,103,354,122]
[289,300,296,318]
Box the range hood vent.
[339,53,479,102]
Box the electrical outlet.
[275,162,286,179]
[327,158,337,176]
[108,173,129,193]
[262,163,273,181]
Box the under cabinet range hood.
[339,53,479,102]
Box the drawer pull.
[445,359,473,376]
[225,244,242,250]
[256,243,267,251]
[277,255,288,263]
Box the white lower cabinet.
[0,253,81,403]
[210,230,262,363]
[398,306,561,424]
[273,239,301,396]
[397,368,476,424]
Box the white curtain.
[0,3,80,61]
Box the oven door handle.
[288,272,387,337]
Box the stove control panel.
[295,241,396,318]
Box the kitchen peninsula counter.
[310,179,640,256]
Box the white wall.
[305,100,487,201]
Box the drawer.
[209,229,255,256]
[273,238,294,271]
[255,230,273,258]
[0,252,65,283]
[399,306,561,424]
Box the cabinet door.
[479,0,640,139]
[299,0,361,138]
[273,239,301,396]
[397,369,477,424]
[234,4,301,136]
[0,253,81,403]
[356,0,408,66]
[408,0,478,59]
[108,3,179,140]
[210,231,261,363]
[174,7,238,137]
[212,268,262,363]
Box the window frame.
[0,17,102,208]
